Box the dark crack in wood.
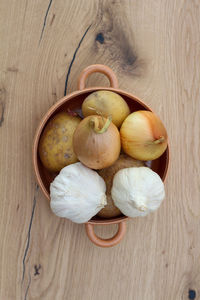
[34,264,41,276]
[0,87,6,127]
[39,0,53,44]
[64,24,92,96]
[95,32,104,44]
[22,184,39,283]
[0,102,5,127]
[24,273,31,300]
[188,289,196,299]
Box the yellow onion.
[120,111,168,161]
[82,90,130,127]
[73,115,121,169]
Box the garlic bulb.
[111,167,165,217]
[50,162,107,223]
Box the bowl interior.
[35,88,169,224]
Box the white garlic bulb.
[111,167,165,217]
[50,162,107,223]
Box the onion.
[82,90,130,127]
[73,115,121,169]
[120,111,168,161]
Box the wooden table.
[0,1,199,299]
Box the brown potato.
[39,112,81,172]
[97,154,144,218]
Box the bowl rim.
[33,86,170,225]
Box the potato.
[97,194,121,219]
[97,154,144,218]
[82,90,130,127]
[39,112,81,172]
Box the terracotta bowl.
[33,64,169,248]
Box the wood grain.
[0,0,200,299]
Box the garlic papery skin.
[111,167,165,218]
[50,162,107,223]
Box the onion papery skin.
[120,111,168,161]
[73,115,121,169]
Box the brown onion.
[120,110,168,161]
[73,115,121,169]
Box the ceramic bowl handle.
[85,221,126,248]
[78,64,119,90]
